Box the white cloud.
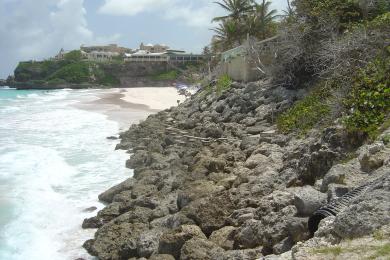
[98,0,174,16]
[0,0,121,77]
[99,0,221,28]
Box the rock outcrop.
[83,79,390,259]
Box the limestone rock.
[333,187,390,238]
[180,237,223,260]
[245,153,269,169]
[158,225,207,259]
[183,191,236,236]
[136,229,164,258]
[83,222,148,260]
[177,180,225,210]
[98,178,134,203]
[293,186,327,216]
[358,142,385,172]
[209,226,237,250]
[149,254,175,260]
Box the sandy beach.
[77,87,186,131]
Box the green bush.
[14,60,60,81]
[216,74,232,95]
[47,78,67,85]
[151,70,179,81]
[48,62,90,84]
[98,74,120,86]
[277,89,331,134]
[344,56,390,137]
[64,50,83,62]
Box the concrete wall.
[219,36,279,82]
[220,55,260,82]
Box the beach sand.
[77,87,185,131]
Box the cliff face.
[11,60,188,89]
[82,79,390,259]
[10,60,200,89]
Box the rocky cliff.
[82,79,390,260]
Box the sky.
[0,0,288,78]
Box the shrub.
[47,78,67,85]
[48,62,90,84]
[98,74,120,86]
[151,70,179,81]
[64,50,83,63]
[344,56,390,137]
[215,74,232,95]
[277,87,331,134]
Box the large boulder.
[83,222,148,260]
[245,153,269,169]
[209,226,237,250]
[98,178,135,203]
[136,229,165,258]
[216,248,263,260]
[293,186,327,216]
[234,219,263,248]
[180,237,223,260]
[333,183,390,238]
[177,180,225,209]
[158,225,207,259]
[183,191,236,236]
[321,163,359,192]
[149,254,175,260]
[358,142,386,172]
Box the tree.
[211,19,243,51]
[248,0,278,39]
[212,0,254,22]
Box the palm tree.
[248,0,278,39]
[212,0,254,22]
[211,19,242,51]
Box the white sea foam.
[0,89,133,260]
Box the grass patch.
[313,246,342,256]
[373,230,386,240]
[382,134,390,145]
[151,70,179,81]
[216,74,232,95]
[369,243,390,259]
[200,84,213,97]
[277,88,331,135]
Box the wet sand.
[76,88,185,131]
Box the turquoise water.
[0,87,133,259]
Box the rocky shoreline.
[82,80,390,259]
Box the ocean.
[0,87,133,259]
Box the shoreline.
[75,87,186,131]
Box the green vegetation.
[277,87,331,135]
[151,70,179,81]
[344,56,390,137]
[383,134,390,145]
[48,62,90,84]
[370,243,390,259]
[15,60,61,82]
[216,74,232,95]
[63,50,82,62]
[14,53,121,87]
[313,246,342,256]
[373,229,386,240]
[312,243,390,259]
[211,0,278,52]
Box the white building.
[85,51,120,62]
